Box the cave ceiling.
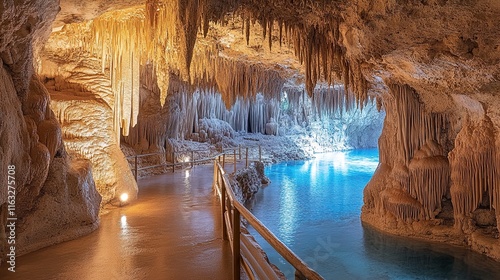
[43,0,500,127]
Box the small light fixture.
[120,193,129,203]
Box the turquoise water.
[247,149,500,279]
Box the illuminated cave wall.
[349,1,500,261]
[0,0,101,262]
[2,0,500,262]
[362,83,500,260]
[40,3,384,177]
[136,84,384,150]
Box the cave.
[1,0,500,278]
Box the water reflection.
[362,225,500,280]
[278,177,298,245]
[330,151,347,174]
[120,215,127,227]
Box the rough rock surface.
[230,162,270,205]
[17,158,101,255]
[38,28,139,204]
[49,90,138,204]
[3,0,500,263]
[0,0,101,261]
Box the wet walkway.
[0,165,232,280]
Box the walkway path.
[0,165,232,280]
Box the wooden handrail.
[126,149,212,159]
[127,146,262,181]
[127,145,319,278]
[215,161,323,280]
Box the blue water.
[247,149,500,279]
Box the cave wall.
[0,0,101,261]
[335,0,500,260]
[362,83,500,260]
[38,18,139,204]
[3,0,499,263]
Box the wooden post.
[191,151,194,168]
[172,151,175,172]
[222,154,226,169]
[245,147,249,168]
[232,205,240,280]
[259,145,262,162]
[239,145,242,160]
[295,270,306,280]
[134,155,138,181]
[213,160,217,190]
[233,149,237,173]
[221,170,228,241]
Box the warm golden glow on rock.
[3,0,500,265]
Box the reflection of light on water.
[300,161,311,173]
[310,160,318,182]
[120,215,128,237]
[316,151,379,174]
[332,151,347,174]
[184,170,191,193]
[348,160,379,172]
[279,176,297,244]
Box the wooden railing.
[213,160,324,280]
[126,149,213,181]
[127,146,322,279]
[126,145,263,181]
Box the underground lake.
[247,149,500,279]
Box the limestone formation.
[2,0,500,263]
[0,0,101,262]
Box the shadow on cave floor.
[0,165,232,280]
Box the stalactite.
[308,85,350,121]
[261,16,267,40]
[245,15,251,45]
[408,147,449,220]
[270,19,369,106]
[388,84,449,165]
[208,55,285,107]
[377,84,451,223]
[496,141,500,234]
[449,117,497,227]
[88,8,145,138]
[159,78,367,141]
[176,0,203,79]
[51,1,376,143]
[278,19,283,47]
[56,1,222,138]
[268,18,274,51]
